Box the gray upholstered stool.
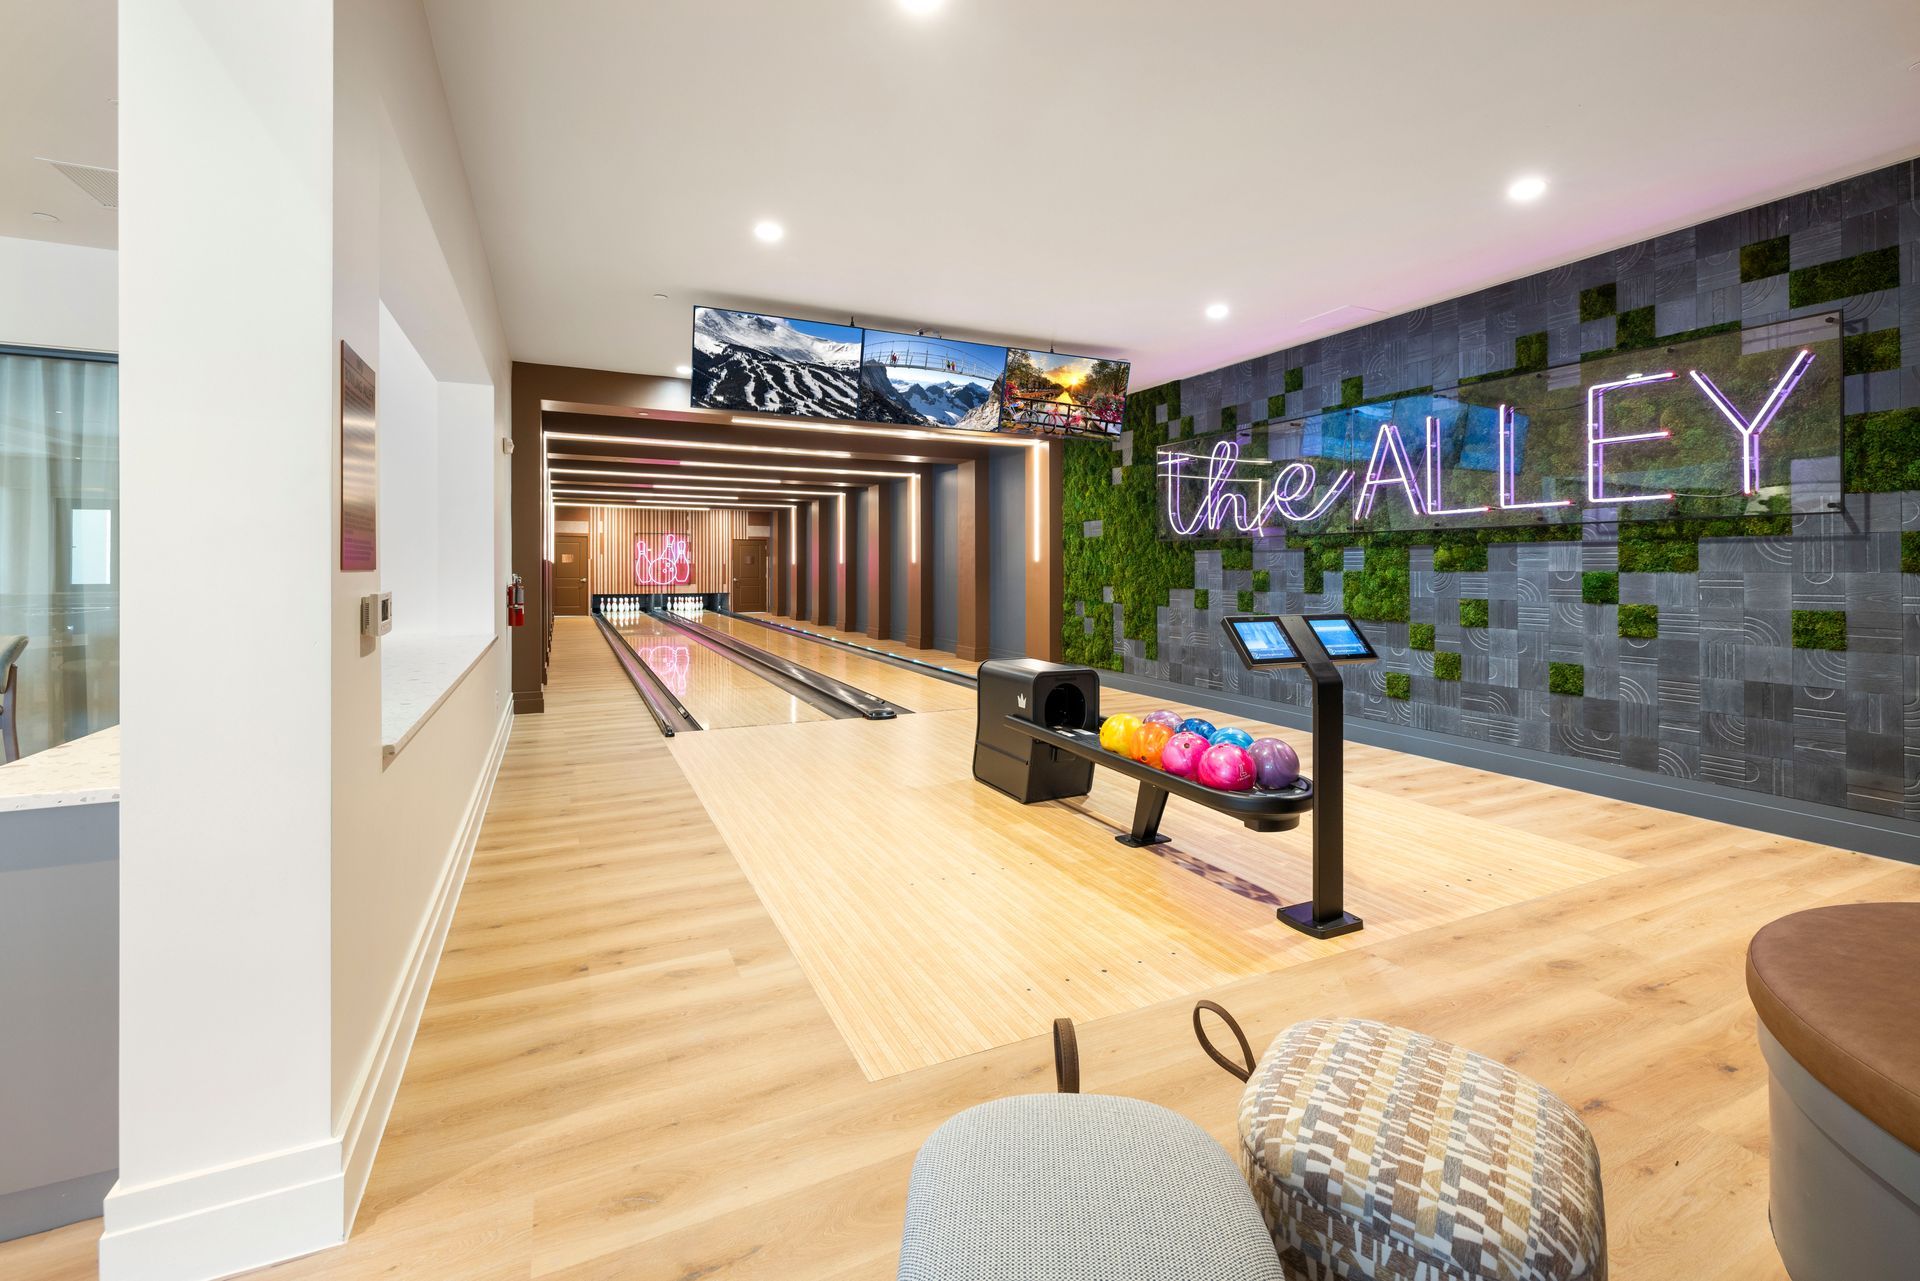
[899,1021,1284,1281]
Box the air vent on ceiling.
[40,159,118,209]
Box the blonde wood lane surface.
[8,616,1917,1280]
[694,612,976,713]
[610,612,829,731]
[667,707,1638,1080]
[742,614,983,678]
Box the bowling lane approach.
[611,610,830,730]
[696,612,978,712]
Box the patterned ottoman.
[1234,1018,1606,1281]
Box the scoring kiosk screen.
[1222,616,1302,668]
[1305,615,1378,662]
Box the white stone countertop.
[0,724,121,813]
[381,632,497,762]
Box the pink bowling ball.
[1195,743,1257,792]
[1159,731,1210,778]
[1248,738,1301,790]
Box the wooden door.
[731,538,768,612]
[553,534,590,615]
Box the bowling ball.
[1142,709,1185,733]
[1178,717,1218,741]
[1159,731,1210,778]
[1209,726,1255,749]
[1249,738,1301,790]
[1196,743,1257,792]
[1128,721,1175,768]
[1098,714,1142,754]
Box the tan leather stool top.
[1746,902,1920,1152]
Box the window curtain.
[0,349,119,758]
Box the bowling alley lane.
[610,610,831,731]
[694,612,978,713]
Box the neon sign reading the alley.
[1159,315,1841,539]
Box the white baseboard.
[98,1139,344,1281]
[340,694,513,1224]
[97,695,514,1281]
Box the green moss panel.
[1617,604,1658,639]
[1433,651,1462,681]
[1251,570,1270,592]
[1408,622,1435,651]
[1345,544,1410,623]
[1842,328,1901,375]
[1740,235,1789,282]
[1339,374,1364,408]
[1904,532,1920,576]
[1581,572,1619,605]
[1790,245,1900,309]
[1459,598,1489,628]
[1384,672,1411,700]
[1284,366,1304,394]
[1844,408,1920,492]
[1192,588,1209,611]
[1791,610,1846,651]
[1579,283,1617,321]
[1220,547,1253,570]
[1266,393,1286,419]
[1548,662,1585,697]
[1235,590,1255,612]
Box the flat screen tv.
[1000,347,1130,438]
[858,330,1007,430]
[690,306,863,420]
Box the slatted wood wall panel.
[586,506,775,596]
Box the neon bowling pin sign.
[635,533,694,586]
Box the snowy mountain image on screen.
[691,307,863,419]
[858,329,1008,429]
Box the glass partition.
[0,346,119,758]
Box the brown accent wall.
[582,506,770,598]
[955,459,990,661]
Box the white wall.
[0,234,117,352]
[109,2,514,1278]
[112,3,340,1280]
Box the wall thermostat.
[361,591,394,637]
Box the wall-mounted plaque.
[340,340,377,571]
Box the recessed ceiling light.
[898,0,945,14]
[674,364,692,376]
[753,220,785,243]
[1506,174,1548,203]
[1204,301,1229,321]
[29,211,59,222]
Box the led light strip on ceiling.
[727,415,1044,449]
[545,454,919,480]
[547,468,859,487]
[547,430,858,460]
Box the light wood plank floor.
[10,616,1918,1280]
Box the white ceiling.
[0,0,116,249]
[424,0,1920,388]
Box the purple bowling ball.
[1142,709,1185,733]
[1249,737,1301,790]
[1195,743,1257,792]
[1159,731,1210,778]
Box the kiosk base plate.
[1278,902,1364,939]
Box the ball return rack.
[985,615,1365,940]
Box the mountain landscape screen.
[691,306,863,419]
[858,330,1007,430]
[1000,348,1130,437]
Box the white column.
[108,1,341,1278]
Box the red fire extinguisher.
[507,574,526,627]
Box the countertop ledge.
[0,725,121,813]
[382,632,498,763]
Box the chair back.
[0,634,23,685]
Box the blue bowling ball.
[1209,726,1254,749]
[1178,717,1217,741]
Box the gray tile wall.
[1102,159,1920,827]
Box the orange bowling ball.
[1129,721,1175,767]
